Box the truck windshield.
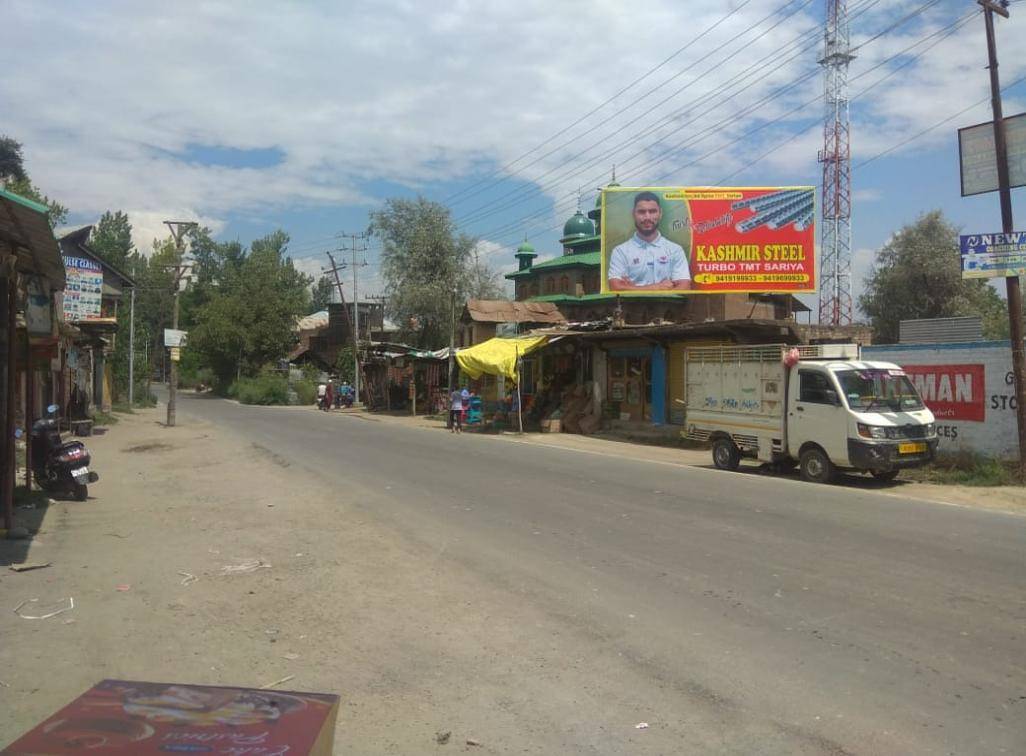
[834,369,925,412]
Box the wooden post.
[4,273,18,531]
[25,340,33,492]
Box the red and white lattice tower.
[817,0,855,325]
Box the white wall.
[862,341,1022,459]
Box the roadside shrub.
[912,451,1019,487]
[293,379,318,406]
[233,375,289,405]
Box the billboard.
[600,186,815,295]
[62,255,104,321]
[957,113,1026,197]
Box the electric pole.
[978,0,1026,480]
[163,221,196,428]
[337,233,369,405]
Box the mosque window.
[544,277,555,294]
[559,276,569,293]
[530,282,539,297]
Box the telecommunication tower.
[818,0,855,325]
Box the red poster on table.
[3,680,340,755]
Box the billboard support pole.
[979,0,1026,480]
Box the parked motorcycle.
[31,404,99,501]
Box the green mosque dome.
[562,210,595,240]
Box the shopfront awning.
[0,188,66,289]
[456,336,549,382]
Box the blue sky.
[3,0,1024,311]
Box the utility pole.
[448,287,456,425]
[337,233,369,405]
[978,0,1026,480]
[128,286,135,407]
[324,250,355,347]
[163,221,196,428]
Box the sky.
[3,0,1025,314]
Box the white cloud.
[3,0,1022,257]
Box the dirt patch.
[122,442,175,453]
[251,442,291,468]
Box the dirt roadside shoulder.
[0,406,712,754]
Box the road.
[177,391,1026,754]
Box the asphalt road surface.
[175,392,1025,754]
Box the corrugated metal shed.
[899,316,983,344]
[0,187,66,289]
[463,299,566,325]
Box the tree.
[310,276,334,312]
[189,230,312,387]
[90,211,136,272]
[0,136,27,183]
[0,134,68,228]
[371,197,476,348]
[859,210,1010,343]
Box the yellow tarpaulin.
[456,336,549,382]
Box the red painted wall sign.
[903,364,985,422]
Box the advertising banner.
[959,231,1026,279]
[903,363,985,422]
[62,255,104,321]
[600,186,815,295]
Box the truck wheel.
[73,483,88,501]
[871,470,899,482]
[799,448,835,484]
[712,438,741,471]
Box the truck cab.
[788,360,938,483]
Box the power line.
[441,0,759,206]
[454,0,892,231]
[855,72,1026,168]
[469,8,987,260]
[454,0,824,226]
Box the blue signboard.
[959,231,1026,279]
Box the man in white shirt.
[607,191,691,291]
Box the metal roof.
[463,299,567,325]
[0,187,66,289]
[899,316,982,344]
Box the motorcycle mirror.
[46,404,59,414]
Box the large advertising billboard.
[600,186,815,295]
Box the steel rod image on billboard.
[600,186,816,294]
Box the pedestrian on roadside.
[324,381,334,411]
[449,386,464,433]
[317,381,327,409]
[461,386,470,426]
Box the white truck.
[683,344,938,483]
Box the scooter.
[31,404,99,501]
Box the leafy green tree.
[372,197,476,348]
[310,276,334,312]
[0,136,28,183]
[0,134,67,228]
[189,230,312,387]
[859,210,1011,343]
[89,211,136,272]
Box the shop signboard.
[62,255,104,321]
[959,231,1026,279]
[600,186,815,295]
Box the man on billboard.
[607,191,691,291]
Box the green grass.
[233,375,289,405]
[907,453,1021,487]
[92,411,120,427]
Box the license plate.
[72,466,89,478]
[898,442,926,454]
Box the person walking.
[449,386,464,433]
